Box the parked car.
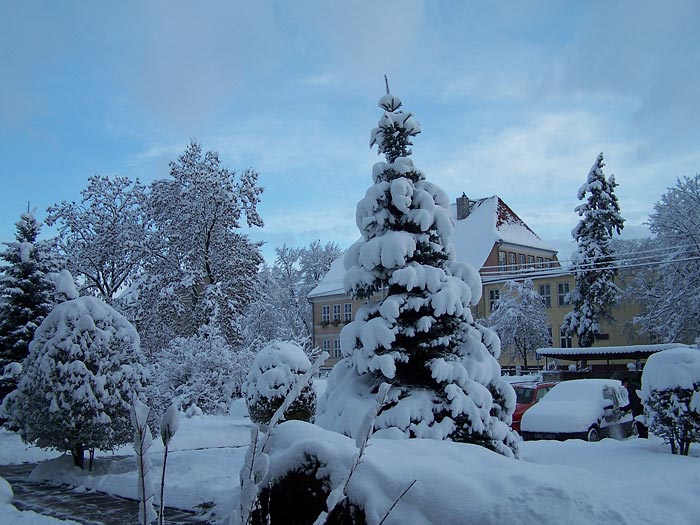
[510,381,558,433]
[520,378,633,442]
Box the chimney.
[456,193,470,220]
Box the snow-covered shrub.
[641,346,700,455]
[3,296,150,467]
[154,324,253,414]
[317,88,518,457]
[242,341,316,425]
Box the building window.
[498,251,507,272]
[322,305,330,323]
[527,255,535,268]
[344,303,352,322]
[560,328,572,348]
[333,339,342,359]
[547,327,553,346]
[322,339,331,352]
[557,282,569,306]
[518,253,526,269]
[508,252,516,271]
[597,333,610,341]
[538,284,551,308]
[489,289,500,312]
[536,256,544,268]
[545,257,553,268]
[333,304,341,322]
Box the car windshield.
[513,386,535,404]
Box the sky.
[1,0,699,264]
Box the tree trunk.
[72,444,85,469]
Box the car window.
[513,387,535,404]
[535,388,548,401]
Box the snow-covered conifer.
[562,153,624,347]
[242,341,316,425]
[486,279,551,368]
[317,88,518,457]
[4,296,150,468]
[0,210,55,404]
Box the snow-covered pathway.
[0,462,210,525]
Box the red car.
[510,381,557,433]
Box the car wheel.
[587,426,600,442]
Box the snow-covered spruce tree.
[317,88,519,457]
[0,210,55,404]
[4,296,150,468]
[562,153,624,348]
[641,347,700,455]
[485,279,551,368]
[242,341,316,425]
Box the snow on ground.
[0,430,61,465]
[2,403,700,524]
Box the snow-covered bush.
[154,324,253,414]
[242,341,316,425]
[3,296,150,467]
[641,346,700,455]
[317,88,518,457]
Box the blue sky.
[2,1,698,263]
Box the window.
[547,327,553,346]
[557,282,570,306]
[535,388,549,401]
[538,284,551,308]
[498,251,507,272]
[344,303,352,322]
[597,333,610,341]
[536,256,544,268]
[333,339,342,359]
[322,305,330,323]
[333,304,341,321]
[559,328,572,348]
[322,339,331,352]
[545,257,552,268]
[527,255,535,268]
[489,289,500,312]
[518,253,526,269]
[508,252,516,271]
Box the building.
[308,194,647,368]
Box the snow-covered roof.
[307,255,346,298]
[308,195,557,299]
[537,343,689,359]
[452,196,556,269]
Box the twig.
[377,479,417,525]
